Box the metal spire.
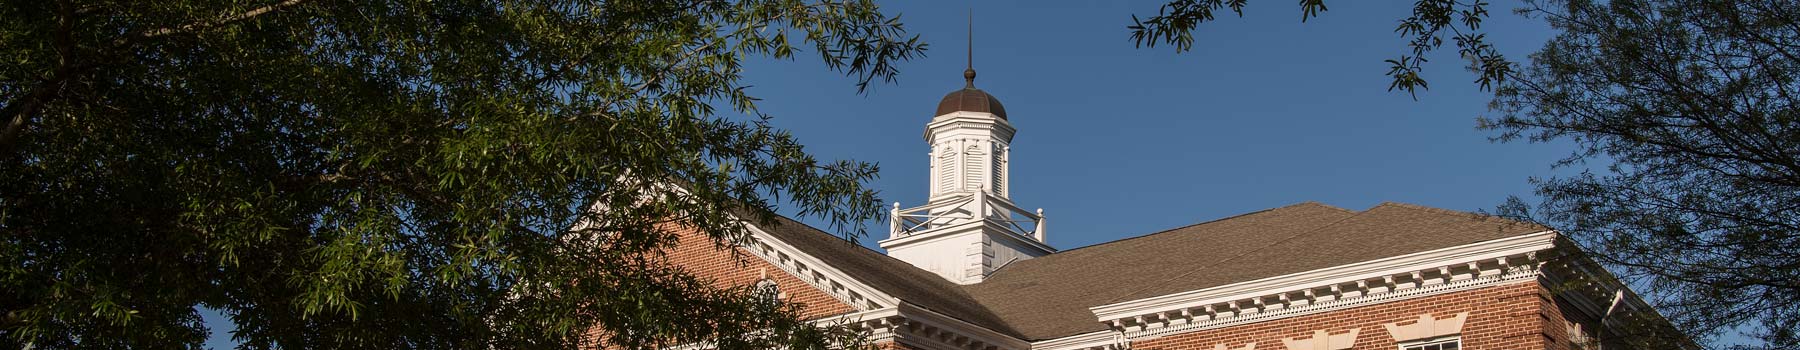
[964,8,976,88]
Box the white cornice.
[1031,331,1125,350]
[1127,266,1541,341]
[924,112,1016,141]
[677,302,1043,350]
[1538,249,1669,339]
[832,302,1033,350]
[1088,230,1559,340]
[894,301,1034,350]
[739,221,900,310]
[832,307,906,346]
[830,307,902,323]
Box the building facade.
[611,67,1667,350]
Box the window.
[1399,336,1460,350]
[753,279,780,304]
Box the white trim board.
[1088,230,1559,340]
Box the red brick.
[1133,281,1593,350]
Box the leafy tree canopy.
[1131,0,1799,348]
[1489,1,1800,348]
[0,0,920,348]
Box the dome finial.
[965,8,976,88]
[934,8,1005,119]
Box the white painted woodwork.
[884,110,1051,284]
[1280,329,1359,350]
[1382,312,1468,342]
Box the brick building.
[638,66,1671,350]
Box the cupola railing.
[887,188,1045,243]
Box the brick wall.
[1131,280,1587,350]
[658,224,858,320]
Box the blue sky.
[745,0,1568,250]
[205,1,1585,348]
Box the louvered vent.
[936,149,956,193]
[963,145,985,190]
[992,145,1005,195]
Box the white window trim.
[1396,335,1461,350]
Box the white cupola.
[881,65,1053,285]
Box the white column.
[889,202,902,239]
[1001,145,1010,198]
[1034,208,1046,242]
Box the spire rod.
[964,8,976,88]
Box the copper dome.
[934,68,1006,119]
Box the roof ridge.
[1041,202,1350,255]
[1298,200,1354,213]
[1368,201,1545,228]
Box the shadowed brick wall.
[1541,287,1602,350]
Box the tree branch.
[139,0,311,40]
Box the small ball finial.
[963,68,977,87]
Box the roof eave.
[1087,229,1559,336]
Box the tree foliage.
[0,0,920,348]
[1488,1,1800,348]
[1128,0,1511,99]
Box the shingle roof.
[753,202,1548,341]
[961,202,1357,339]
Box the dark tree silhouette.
[0,0,920,348]
[1489,1,1800,348]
